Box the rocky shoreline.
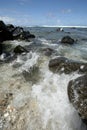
[0,20,35,55]
[0,20,87,129]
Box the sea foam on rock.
[68,75,87,125]
[49,57,87,74]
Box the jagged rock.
[19,31,35,40]
[6,24,15,32]
[0,21,35,44]
[14,45,28,54]
[12,27,24,38]
[61,36,74,44]
[0,21,13,42]
[12,27,35,40]
[49,57,87,74]
[68,75,87,125]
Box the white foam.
[19,51,39,72]
[32,66,86,130]
[0,53,6,60]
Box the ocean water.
[0,27,87,130]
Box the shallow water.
[0,27,87,130]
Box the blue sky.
[0,0,87,26]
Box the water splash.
[32,64,86,130]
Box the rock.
[42,47,54,56]
[0,43,2,54]
[68,75,87,125]
[6,24,15,32]
[49,57,87,74]
[19,31,35,40]
[12,27,24,38]
[0,21,35,42]
[0,21,13,42]
[56,28,64,32]
[12,27,35,40]
[61,36,74,44]
[14,45,28,54]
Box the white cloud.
[0,15,34,26]
[0,16,15,23]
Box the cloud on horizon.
[0,16,15,24]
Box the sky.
[0,0,87,26]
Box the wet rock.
[61,36,74,44]
[14,45,28,54]
[0,21,13,42]
[42,47,54,56]
[19,31,35,40]
[68,75,87,125]
[11,27,35,40]
[49,57,87,74]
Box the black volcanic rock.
[0,21,35,43]
[0,21,13,42]
[0,21,36,54]
[68,75,87,125]
[6,24,15,32]
[49,57,87,74]
[14,45,28,54]
[11,27,35,40]
[18,31,35,40]
[61,36,74,44]
[0,43,2,54]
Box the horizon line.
[26,25,87,28]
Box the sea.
[0,27,87,130]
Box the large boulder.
[61,36,74,44]
[14,45,28,54]
[0,21,13,42]
[49,57,87,74]
[68,75,87,125]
